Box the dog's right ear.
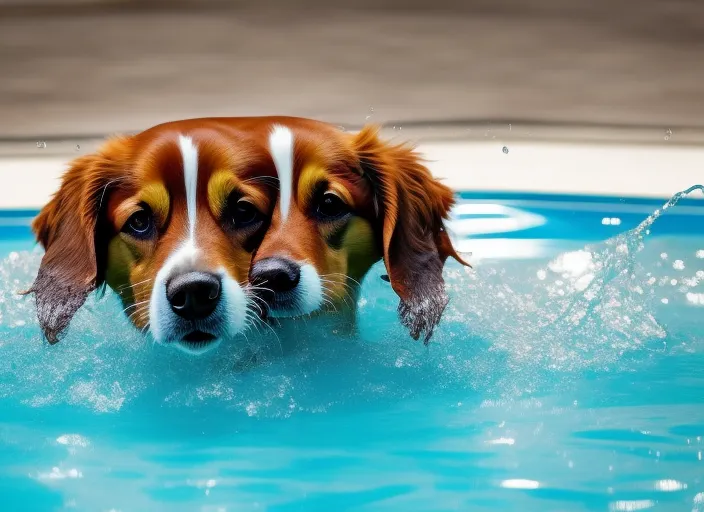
[24,137,131,344]
[352,125,470,343]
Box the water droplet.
[502,146,509,154]
[673,260,685,270]
[664,128,672,140]
[36,141,46,149]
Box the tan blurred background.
[2,0,704,144]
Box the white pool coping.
[1,139,703,210]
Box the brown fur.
[353,125,469,342]
[25,137,133,343]
[250,118,470,343]
[26,115,468,345]
[26,119,278,344]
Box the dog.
[27,116,467,351]
[244,117,470,343]
[26,118,280,354]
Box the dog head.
[27,119,277,353]
[248,119,469,343]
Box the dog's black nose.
[166,271,221,320]
[250,257,301,294]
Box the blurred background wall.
[2,0,704,143]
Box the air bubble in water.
[660,252,668,260]
[661,298,669,304]
[696,250,704,259]
[502,146,509,154]
[36,141,46,149]
[664,128,672,140]
[365,106,374,121]
[75,144,81,151]
[673,260,685,270]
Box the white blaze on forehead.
[268,124,294,222]
[149,133,251,347]
[149,134,202,342]
[178,134,199,240]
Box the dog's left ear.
[24,137,130,344]
[352,125,470,343]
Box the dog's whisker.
[122,300,150,314]
[248,311,283,356]
[128,309,149,324]
[319,285,339,307]
[126,307,148,321]
[117,278,154,292]
[246,284,275,293]
[319,273,362,289]
[323,285,354,310]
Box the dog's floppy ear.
[352,125,470,343]
[24,137,130,344]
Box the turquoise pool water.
[0,189,703,512]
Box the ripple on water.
[0,187,702,417]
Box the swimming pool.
[0,188,702,512]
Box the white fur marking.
[298,264,323,315]
[268,263,322,318]
[148,240,199,344]
[148,134,251,350]
[148,245,249,347]
[178,134,199,240]
[268,125,294,222]
[218,267,249,336]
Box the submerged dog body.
[28,119,279,353]
[28,116,467,350]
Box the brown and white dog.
[26,119,279,354]
[241,117,469,343]
[26,116,468,352]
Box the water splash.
[0,186,701,416]
[454,185,703,374]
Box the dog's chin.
[173,330,221,355]
[150,327,223,355]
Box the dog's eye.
[315,192,349,221]
[123,209,154,238]
[227,197,262,229]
